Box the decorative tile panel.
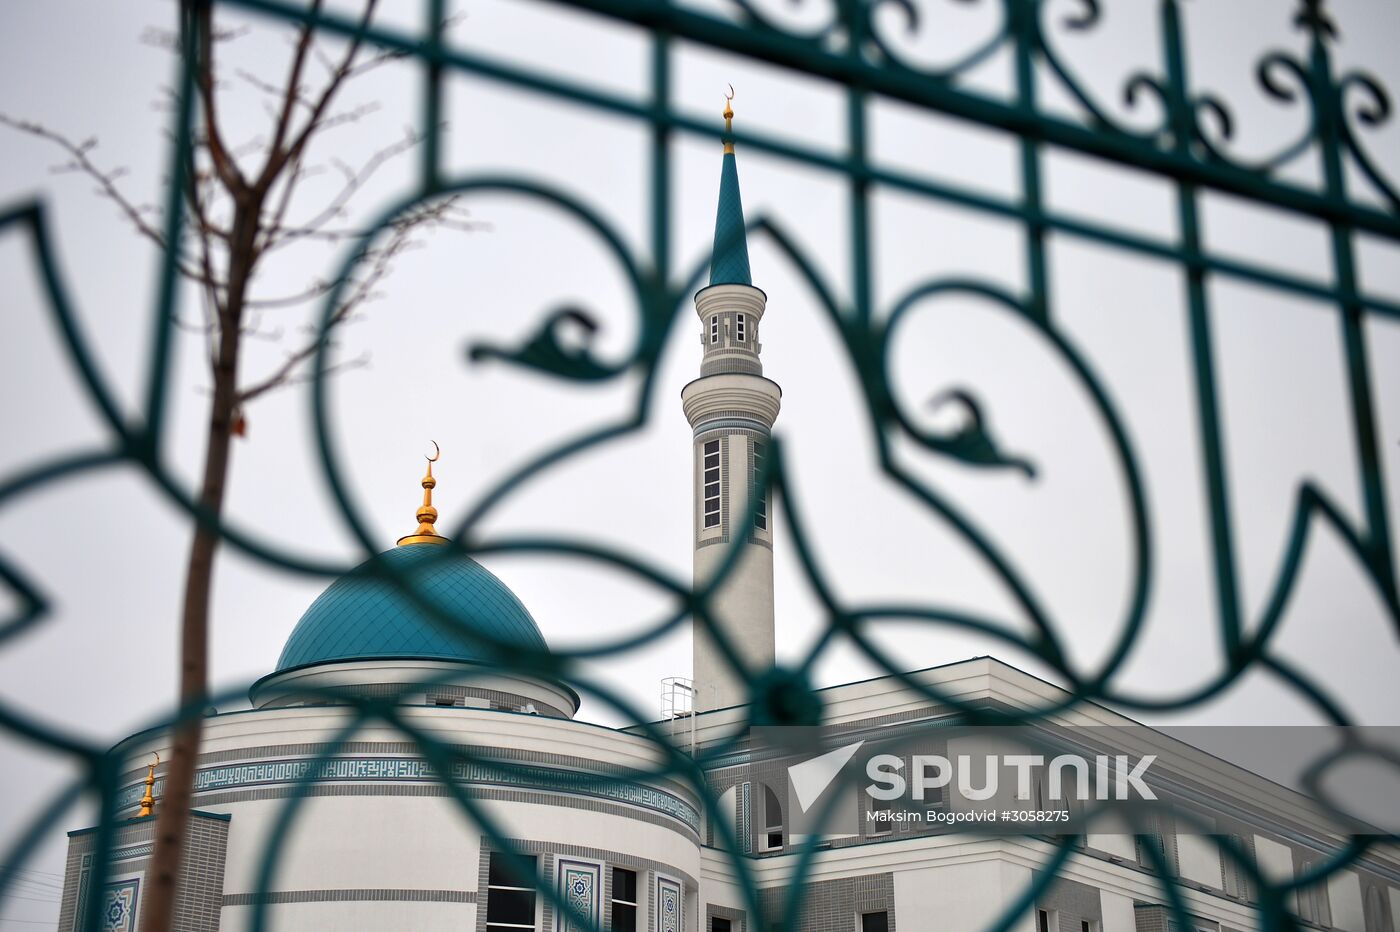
[100,878,139,932]
[738,782,752,855]
[554,858,601,932]
[655,874,682,932]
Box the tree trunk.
[140,208,256,932]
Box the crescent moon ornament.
[427,440,440,463]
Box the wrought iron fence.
[1,0,1397,930]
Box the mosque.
[55,105,1399,932]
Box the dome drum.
[250,658,579,718]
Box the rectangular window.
[712,919,732,932]
[751,440,767,531]
[710,315,719,344]
[1222,835,1251,900]
[1037,910,1052,932]
[1082,921,1100,932]
[736,314,746,342]
[703,440,721,529]
[487,853,538,931]
[1293,859,1330,925]
[861,912,889,932]
[1137,831,1166,869]
[612,867,637,932]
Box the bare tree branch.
[2,115,176,251]
[255,0,381,195]
[260,125,418,252]
[260,0,322,173]
[192,4,247,196]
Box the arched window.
[1294,857,1330,925]
[1364,883,1390,932]
[760,784,784,851]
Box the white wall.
[1176,833,1223,888]
[1086,835,1136,861]
[893,859,1036,932]
[223,901,473,931]
[1099,890,1136,932]
[1326,870,1365,932]
[1252,836,1294,883]
[217,794,698,897]
[219,794,483,894]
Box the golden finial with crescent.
[398,441,449,546]
[723,84,736,152]
[138,752,160,818]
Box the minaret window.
[710,315,719,344]
[752,440,767,531]
[736,314,746,342]
[703,440,721,528]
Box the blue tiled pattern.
[709,151,751,286]
[118,757,701,833]
[738,781,752,854]
[101,879,139,932]
[276,543,547,670]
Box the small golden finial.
[723,84,735,154]
[137,752,160,818]
[397,441,449,546]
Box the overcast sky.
[2,0,1399,921]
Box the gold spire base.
[397,532,449,546]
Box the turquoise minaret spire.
[685,88,780,713]
[709,92,751,286]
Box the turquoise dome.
[276,543,547,672]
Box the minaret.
[684,93,781,712]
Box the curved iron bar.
[1032,0,1171,141]
[1336,72,1400,212]
[1190,51,1319,174]
[863,0,1012,85]
[726,0,847,44]
[875,277,1156,687]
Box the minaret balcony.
[681,373,782,433]
[695,282,767,316]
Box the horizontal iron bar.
[546,0,1400,241]
[216,0,1400,319]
